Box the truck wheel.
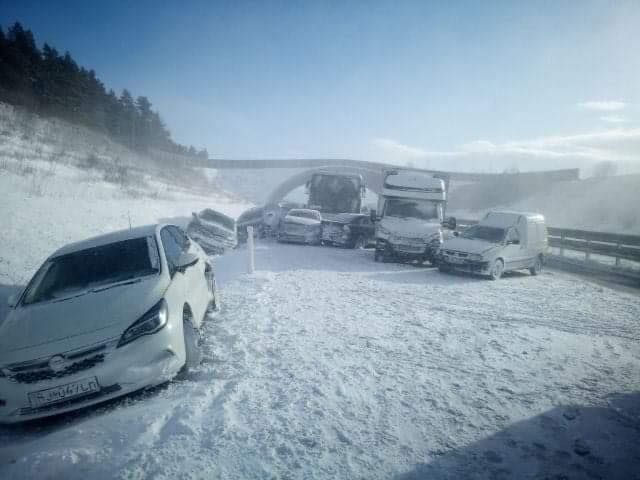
[489,259,504,280]
[529,255,543,276]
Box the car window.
[161,227,182,267]
[506,227,520,242]
[169,226,189,251]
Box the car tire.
[374,248,382,262]
[182,308,203,373]
[529,255,543,276]
[489,259,504,280]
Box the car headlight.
[118,299,168,348]
[343,225,351,233]
[468,253,483,262]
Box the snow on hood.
[283,216,321,226]
[379,216,441,237]
[441,236,500,255]
[0,275,167,361]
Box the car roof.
[288,208,320,215]
[51,224,163,258]
[482,211,545,227]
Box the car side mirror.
[7,294,18,308]
[453,231,460,237]
[174,252,199,273]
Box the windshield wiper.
[90,277,145,293]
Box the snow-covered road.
[1,243,639,479]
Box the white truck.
[373,169,454,264]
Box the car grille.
[284,224,306,234]
[4,340,115,384]
[443,250,469,258]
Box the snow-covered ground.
[1,242,638,479]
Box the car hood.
[189,221,235,239]
[379,216,441,238]
[283,216,321,226]
[441,236,500,255]
[0,275,167,362]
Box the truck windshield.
[461,225,506,242]
[21,237,160,305]
[384,198,440,221]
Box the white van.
[437,211,547,280]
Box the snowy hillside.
[1,244,638,479]
[0,102,251,285]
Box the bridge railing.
[455,218,640,281]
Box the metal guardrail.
[455,218,640,282]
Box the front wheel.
[529,255,543,276]
[182,312,203,375]
[489,259,504,280]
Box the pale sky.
[4,0,640,173]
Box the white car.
[0,224,218,423]
[277,209,322,245]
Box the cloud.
[371,128,640,172]
[600,115,627,123]
[578,101,626,112]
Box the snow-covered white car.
[277,208,322,245]
[187,208,237,255]
[0,224,218,424]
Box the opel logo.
[48,355,68,373]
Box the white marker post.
[247,226,255,273]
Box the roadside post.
[247,226,255,273]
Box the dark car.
[321,213,375,248]
[237,206,264,243]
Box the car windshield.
[461,225,506,242]
[21,237,160,305]
[199,210,235,230]
[289,210,319,220]
[384,198,440,221]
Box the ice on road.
[1,243,639,479]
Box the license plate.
[448,256,464,264]
[28,377,100,408]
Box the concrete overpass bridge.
[152,151,580,205]
[190,157,579,205]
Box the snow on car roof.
[482,211,545,227]
[51,224,162,258]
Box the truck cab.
[438,211,547,280]
[373,170,449,264]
